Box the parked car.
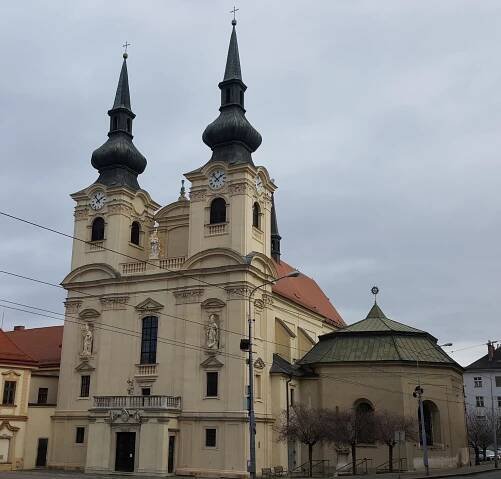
[481,450,496,461]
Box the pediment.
[0,421,19,433]
[200,356,224,369]
[254,357,266,370]
[75,361,95,372]
[201,298,226,310]
[184,248,245,270]
[135,298,164,312]
[62,263,121,285]
[79,308,101,320]
[1,370,21,378]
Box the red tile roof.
[5,326,63,368]
[0,329,37,367]
[272,260,345,328]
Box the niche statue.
[206,314,220,350]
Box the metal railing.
[376,457,407,473]
[335,457,372,476]
[289,459,329,477]
[93,395,181,410]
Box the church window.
[80,375,90,398]
[252,202,261,229]
[126,118,131,132]
[240,90,244,107]
[225,88,231,103]
[210,198,226,224]
[2,381,16,405]
[205,428,217,448]
[37,387,48,404]
[75,427,85,444]
[140,316,158,364]
[113,116,119,130]
[206,372,218,397]
[91,217,105,242]
[255,374,262,399]
[354,400,375,443]
[130,221,141,246]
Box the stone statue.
[149,227,160,259]
[126,378,134,395]
[206,314,219,350]
[81,323,93,356]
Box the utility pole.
[414,385,429,476]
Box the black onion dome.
[91,54,147,191]
[202,21,261,165]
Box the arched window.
[140,316,158,364]
[113,116,119,130]
[130,221,140,246]
[210,198,226,224]
[252,202,261,229]
[225,88,231,104]
[419,400,441,446]
[355,400,375,443]
[91,217,105,242]
[126,118,131,133]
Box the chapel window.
[126,118,131,133]
[37,387,48,404]
[75,427,85,444]
[252,202,261,229]
[225,88,231,104]
[140,316,158,364]
[80,375,90,398]
[113,116,119,130]
[240,90,244,107]
[354,400,375,443]
[130,221,141,246]
[205,428,217,448]
[206,372,219,398]
[91,217,105,242]
[210,198,226,224]
[419,400,441,446]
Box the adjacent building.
[464,342,501,419]
[0,325,62,471]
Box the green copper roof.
[338,303,425,334]
[299,302,456,367]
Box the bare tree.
[324,408,375,475]
[275,404,329,477]
[466,408,493,465]
[373,410,418,472]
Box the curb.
[409,467,497,479]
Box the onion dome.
[202,19,262,165]
[91,53,147,190]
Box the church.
[49,19,345,476]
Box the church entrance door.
[115,432,135,472]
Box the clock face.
[255,175,263,193]
[208,169,226,190]
[90,191,107,210]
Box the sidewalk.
[344,463,498,479]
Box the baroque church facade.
[50,21,344,476]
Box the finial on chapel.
[230,6,239,25]
[371,286,379,304]
[123,41,131,59]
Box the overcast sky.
[0,1,499,367]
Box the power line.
[0,209,343,328]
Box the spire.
[271,193,281,262]
[113,54,131,110]
[91,53,147,191]
[202,19,262,165]
[223,22,242,81]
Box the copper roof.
[272,259,345,328]
[0,329,37,367]
[5,326,63,368]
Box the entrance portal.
[168,435,176,473]
[36,438,48,467]
[115,432,136,472]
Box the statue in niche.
[149,227,160,259]
[81,323,93,356]
[206,314,220,350]
[126,378,134,395]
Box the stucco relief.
[189,189,207,202]
[74,208,88,220]
[107,203,133,216]
[173,288,204,305]
[100,295,129,310]
[225,286,250,300]
[228,182,250,195]
[64,300,82,315]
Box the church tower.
[186,19,276,260]
[69,53,159,273]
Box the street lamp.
[244,270,300,479]
[414,342,453,476]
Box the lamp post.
[414,342,453,476]
[245,270,300,479]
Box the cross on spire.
[122,41,131,58]
[230,6,239,25]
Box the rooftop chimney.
[488,341,495,361]
[13,325,25,331]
